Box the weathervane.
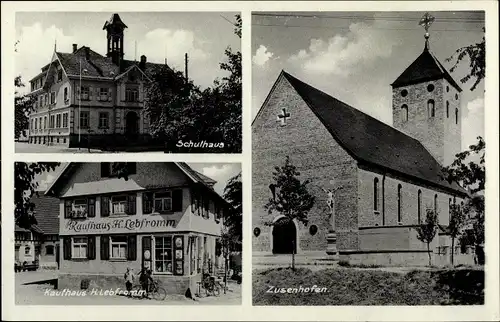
[419,12,435,49]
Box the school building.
[45,162,231,294]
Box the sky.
[35,162,241,197]
[15,12,240,91]
[252,11,485,150]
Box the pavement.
[15,270,241,305]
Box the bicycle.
[198,275,222,297]
[132,280,167,301]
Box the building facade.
[27,13,167,148]
[46,162,229,294]
[252,38,474,266]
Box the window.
[72,199,88,216]
[34,118,38,130]
[427,84,435,92]
[99,88,109,101]
[111,196,128,214]
[56,114,61,128]
[24,246,31,255]
[44,116,47,129]
[427,99,435,118]
[446,85,450,92]
[50,92,56,104]
[449,198,453,221]
[401,104,408,122]
[455,108,459,125]
[125,88,139,102]
[400,89,408,97]
[64,87,68,102]
[189,236,198,275]
[417,190,422,224]
[44,94,48,106]
[154,236,173,274]
[101,162,136,178]
[62,113,68,128]
[373,178,379,211]
[455,93,459,100]
[45,245,54,255]
[99,112,109,128]
[446,101,449,118]
[80,111,89,128]
[72,237,88,259]
[38,96,42,107]
[397,184,402,223]
[434,194,438,214]
[110,236,127,259]
[154,191,172,213]
[80,86,90,100]
[50,115,55,128]
[58,70,63,81]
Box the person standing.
[124,267,134,297]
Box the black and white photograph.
[252,11,486,305]
[14,12,242,153]
[14,162,242,305]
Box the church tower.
[103,13,128,66]
[391,13,462,166]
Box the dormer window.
[427,99,435,118]
[100,162,137,178]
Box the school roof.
[278,71,468,197]
[391,46,462,92]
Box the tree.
[223,172,242,250]
[15,162,60,229]
[448,203,466,266]
[447,27,485,91]
[15,76,35,140]
[264,156,315,269]
[416,208,439,266]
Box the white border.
[2,1,499,321]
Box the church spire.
[419,12,435,51]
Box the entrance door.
[125,112,139,137]
[272,218,296,254]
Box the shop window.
[46,245,54,255]
[72,237,88,259]
[154,236,173,274]
[189,236,198,275]
[110,236,127,259]
[154,191,172,213]
[25,246,31,255]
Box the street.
[15,271,241,305]
[15,142,104,153]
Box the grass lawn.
[253,267,484,305]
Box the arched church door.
[272,217,296,254]
[125,111,139,137]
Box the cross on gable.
[419,12,435,32]
[276,108,291,126]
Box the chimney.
[139,55,146,70]
[72,44,78,53]
[184,53,189,81]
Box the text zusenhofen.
[266,285,328,294]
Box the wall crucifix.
[276,108,291,126]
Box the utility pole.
[184,53,189,81]
[78,59,81,149]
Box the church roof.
[281,71,467,196]
[391,47,462,92]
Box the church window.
[401,105,408,122]
[446,85,450,93]
[427,100,435,118]
[373,178,379,211]
[397,184,402,223]
[446,101,449,118]
[455,93,459,100]
[401,89,408,97]
[99,112,109,129]
[434,194,438,214]
[427,84,435,92]
[455,108,459,125]
[417,190,422,224]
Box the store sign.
[65,217,176,233]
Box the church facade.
[27,13,168,148]
[252,40,473,266]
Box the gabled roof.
[30,194,59,235]
[278,71,467,196]
[391,47,462,92]
[56,47,119,78]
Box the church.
[26,13,171,148]
[252,27,474,266]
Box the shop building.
[45,162,231,294]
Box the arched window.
[434,194,438,214]
[446,101,449,118]
[455,108,459,124]
[382,176,386,225]
[397,184,402,223]
[417,190,422,224]
[401,104,408,122]
[64,87,68,101]
[373,178,379,211]
[428,100,435,118]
